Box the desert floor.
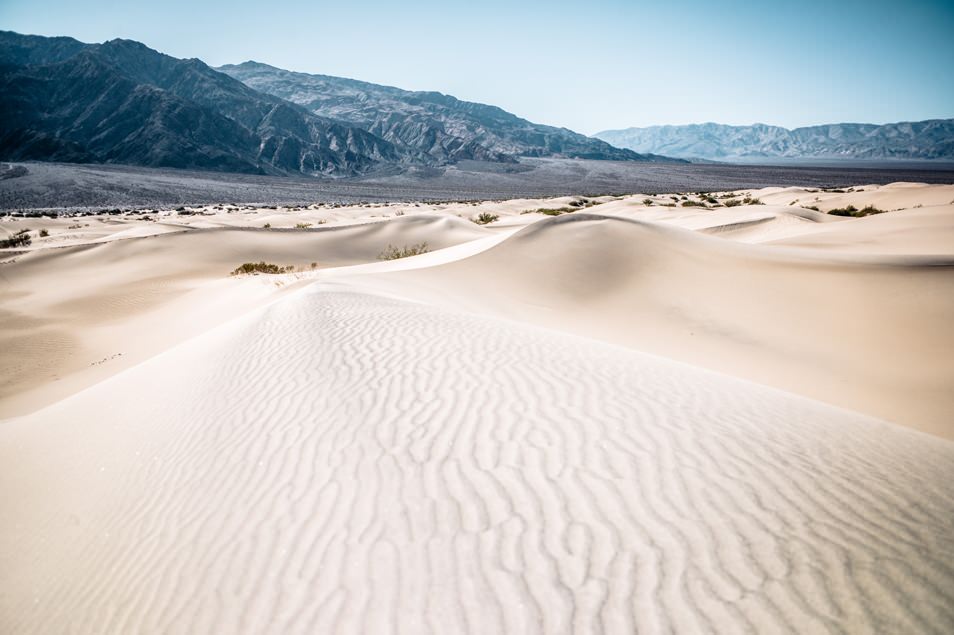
[2,182,953,633]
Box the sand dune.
[2,287,952,634]
[341,213,954,438]
[0,214,489,416]
[2,183,953,633]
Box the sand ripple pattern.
[2,288,954,634]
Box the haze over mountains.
[595,121,954,162]
[217,61,660,165]
[0,31,668,177]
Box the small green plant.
[39,229,49,237]
[521,207,575,216]
[295,222,312,229]
[723,198,742,207]
[1,229,32,248]
[742,197,764,205]
[805,205,820,211]
[828,204,885,218]
[474,212,499,225]
[681,200,707,207]
[378,243,429,260]
[230,261,293,275]
[642,198,654,206]
[263,223,271,228]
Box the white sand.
[2,182,953,633]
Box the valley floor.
[1,182,953,633]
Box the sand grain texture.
[2,288,954,634]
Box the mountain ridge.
[594,120,954,162]
[0,31,405,175]
[0,31,676,177]
[218,60,679,165]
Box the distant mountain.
[218,61,678,164]
[594,121,954,162]
[0,31,402,176]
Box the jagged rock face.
[594,121,954,161]
[218,62,674,164]
[0,32,402,176]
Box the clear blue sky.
[2,0,952,134]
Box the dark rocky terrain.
[0,32,675,179]
[596,120,954,162]
[218,61,676,165]
[0,31,404,176]
[3,159,952,213]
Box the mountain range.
[0,31,668,177]
[594,121,954,162]
[217,61,665,165]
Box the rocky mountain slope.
[595,120,954,162]
[0,32,405,176]
[0,32,675,177]
[218,61,676,164]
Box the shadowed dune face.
[350,213,954,437]
[2,289,953,634]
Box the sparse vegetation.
[521,207,574,216]
[263,223,271,228]
[642,198,654,206]
[1,229,32,248]
[742,197,764,205]
[474,212,499,225]
[294,222,312,229]
[723,198,742,207]
[39,229,49,237]
[681,200,706,207]
[378,243,429,260]
[828,204,886,218]
[230,261,293,275]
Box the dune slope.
[341,213,954,438]
[1,286,953,634]
[0,214,489,416]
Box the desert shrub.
[39,229,49,237]
[263,223,271,228]
[723,198,742,207]
[1,229,31,248]
[642,198,654,206]
[521,207,574,216]
[742,197,764,205]
[827,204,858,217]
[378,243,429,260]
[681,200,706,207]
[805,205,820,211]
[474,212,499,225]
[295,222,312,229]
[230,261,292,275]
[828,204,885,218]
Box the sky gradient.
[2,0,952,134]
